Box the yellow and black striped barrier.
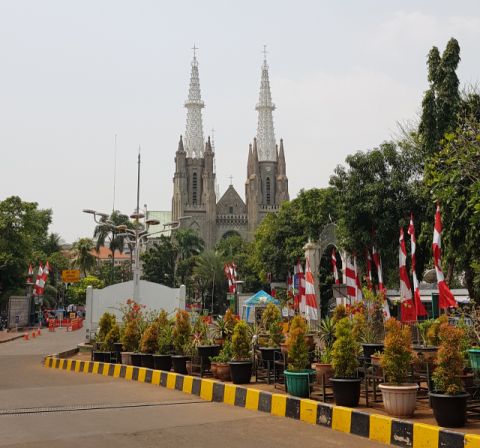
[44,357,480,448]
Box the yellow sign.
[62,270,79,283]
[70,313,76,319]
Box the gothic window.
[193,172,197,204]
[229,206,233,214]
[266,177,271,204]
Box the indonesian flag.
[433,202,456,308]
[399,228,416,322]
[225,263,233,293]
[304,258,318,320]
[35,263,44,296]
[354,252,363,302]
[345,255,356,299]
[366,248,373,290]
[332,249,339,285]
[408,214,427,316]
[42,261,51,283]
[27,265,33,283]
[228,265,236,293]
[232,263,238,294]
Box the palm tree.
[93,211,134,284]
[174,229,205,260]
[70,238,96,277]
[44,233,64,256]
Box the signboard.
[15,316,19,324]
[8,297,30,329]
[70,313,75,319]
[38,311,43,320]
[293,275,300,296]
[62,270,79,283]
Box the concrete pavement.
[0,329,384,448]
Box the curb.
[41,348,79,366]
[0,334,24,344]
[44,357,480,448]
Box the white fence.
[84,280,186,343]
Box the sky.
[1,1,480,243]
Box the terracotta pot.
[304,334,315,351]
[280,343,288,355]
[211,362,219,379]
[121,352,132,365]
[216,363,232,382]
[215,338,225,349]
[379,384,419,418]
[315,363,334,385]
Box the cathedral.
[172,50,289,250]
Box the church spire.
[184,45,205,158]
[278,139,286,175]
[255,46,276,162]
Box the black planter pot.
[331,378,363,407]
[197,345,221,358]
[428,392,469,428]
[130,353,143,367]
[259,347,281,361]
[141,353,154,369]
[93,351,104,362]
[361,343,384,360]
[153,354,172,371]
[172,355,189,374]
[228,361,253,384]
[114,343,123,353]
[103,352,112,364]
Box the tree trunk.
[464,262,476,302]
[446,256,456,287]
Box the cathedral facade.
[172,52,289,250]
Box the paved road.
[0,329,384,448]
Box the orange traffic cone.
[37,327,41,336]
[31,330,36,338]
[24,330,29,341]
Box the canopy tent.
[241,290,281,323]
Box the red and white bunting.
[27,265,33,283]
[295,258,306,314]
[345,255,356,299]
[408,214,427,316]
[42,261,51,283]
[228,264,236,293]
[332,249,339,285]
[232,262,238,293]
[304,258,318,320]
[354,252,363,302]
[366,248,373,291]
[399,228,416,322]
[433,202,456,308]
[225,263,233,293]
[35,263,44,296]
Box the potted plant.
[194,316,220,360]
[153,324,173,371]
[259,320,284,361]
[171,310,191,374]
[95,312,117,362]
[284,315,315,398]
[212,317,230,347]
[122,319,140,366]
[228,321,253,384]
[103,323,120,364]
[317,316,336,350]
[139,322,159,369]
[185,341,200,375]
[315,347,334,386]
[378,318,418,417]
[429,322,470,428]
[224,307,238,340]
[211,341,233,381]
[370,350,383,377]
[330,317,362,407]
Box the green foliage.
[97,312,116,344]
[158,325,172,355]
[268,321,285,348]
[211,341,233,364]
[381,318,413,386]
[103,324,120,352]
[319,347,333,364]
[70,238,97,277]
[140,322,159,354]
[140,235,177,287]
[415,320,434,347]
[432,322,465,395]
[262,302,281,331]
[231,321,250,361]
[174,229,205,260]
[172,310,191,355]
[42,285,57,308]
[212,317,230,340]
[122,320,139,352]
[332,304,347,323]
[224,307,238,338]
[427,315,449,346]
[286,315,309,372]
[42,233,64,256]
[156,309,170,329]
[317,316,336,350]
[331,317,359,379]
[65,275,104,305]
[93,260,131,286]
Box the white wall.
[84,280,185,343]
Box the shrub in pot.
[228,321,253,384]
[315,347,334,386]
[122,319,139,365]
[211,341,233,381]
[331,317,362,407]
[139,322,159,369]
[224,307,238,340]
[260,320,284,361]
[379,318,418,417]
[103,323,120,353]
[429,322,469,428]
[153,325,173,371]
[213,317,230,346]
[171,310,191,374]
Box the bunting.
[305,258,318,320]
[345,255,356,299]
[34,263,44,296]
[225,263,233,293]
[399,228,416,322]
[27,265,33,284]
[408,214,427,316]
[366,248,373,291]
[332,249,339,285]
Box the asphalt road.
[0,329,384,448]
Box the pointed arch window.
[266,177,271,204]
[193,172,197,204]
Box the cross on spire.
[262,45,268,61]
[229,175,234,185]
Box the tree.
[174,229,204,260]
[65,275,104,305]
[70,238,97,277]
[140,235,177,287]
[42,233,64,256]
[93,260,131,286]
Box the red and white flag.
[27,265,33,283]
[345,255,356,299]
[408,214,427,316]
[332,249,339,285]
[304,258,318,320]
[232,263,238,293]
[366,248,373,290]
[228,265,236,293]
[433,202,456,308]
[295,259,305,313]
[35,263,44,296]
[399,228,416,322]
[225,263,233,293]
[42,261,51,283]
[354,252,363,302]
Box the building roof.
[91,246,132,260]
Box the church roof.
[217,184,246,207]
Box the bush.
[268,321,285,348]
[158,326,172,355]
[427,315,448,346]
[97,312,116,344]
[123,320,139,352]
[140,322,159,354]
[211,341,233,364]
[103,323,120,352]
[231,321,250,361]
[172,310,191,355]
[156,309,169,329]
[380,318,413,385]
[262,302,281,331]
[332,303,347,322]
[286,315,309,373]
[224,307,238,338]
[331,317,359,378]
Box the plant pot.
[259,347,281,361]
[280,343,288,355]
[259,334,270,344]
[285,370,314,398]
[121,352,132,365]
[379,383,418,417]
[428,392,469,428]
[371,355,383,377]
[211,362,219,379]
[413,345,438,361]
[172,355,189,374]
[460,374,474,388]
[331,378,363,407]
[228,361,253,384]
[130,353,142,367]
[304,334,315,351]
[113,342,123,353]
[197,345,221,358]
[315,363,334,385]
[103,352,112,364]
[141,353,154,369]
[216,363,231,381]
[152,354,172,371]
[468,349,480,369]
[361,343,384,360]
[214,338,225,348]
[93,351,104,362]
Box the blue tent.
[242,290,281,323]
